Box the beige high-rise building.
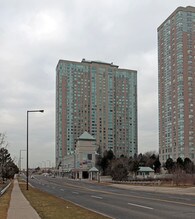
[56,59,137,166]
[158,6,195,164]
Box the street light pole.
[42,161,46,171]
[26,109,44,190]
[19,149,26,172]
[47,160,51,168]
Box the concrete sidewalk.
[7,178,41,219]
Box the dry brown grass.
[160,174,195,187]
[19,182,109,219]
[0,182,13,219]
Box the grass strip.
[0,182,13,219]
[19,182,109,219]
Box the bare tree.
[0,133,8,149]
[111,157,129,181]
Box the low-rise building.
[60,131,98,179]
[137,167,154,179]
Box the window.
[88,154,92,160]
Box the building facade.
[56,59,137,166]
[60,131,96,179]
[158,6,195,164]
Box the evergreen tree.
[176,157,184,170]
[165,157,175,173]
[153,156,161,173]
[183,158,194,174]
[0,133,19,180]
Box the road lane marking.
[128,202,153,210]
[91,195,103,199]
[39,178,195,207]
[72,191,79,194]
[60,189,64,191]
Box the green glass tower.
[56,59,137,166]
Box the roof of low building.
[78,131,96,141]
[138,167,154,172]
[88,167,99,172]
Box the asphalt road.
[29,176,195,219]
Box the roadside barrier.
[0,182,11,196]
[113,180,161,186]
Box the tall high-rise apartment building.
[158,6,195,164]
[56,59,137,166]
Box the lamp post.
[19,149,26,172]
[47,160,51,168]
[26,109,44,190]
[39,162,42,169]
[42,161,46,171]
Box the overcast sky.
[0,0,194,168]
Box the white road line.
[91,195,103,200]
[60,189,64,191]
[128,202,153,210]
[72,191,79,194]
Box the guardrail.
[0,182,11,196]
[112,180,161,185]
